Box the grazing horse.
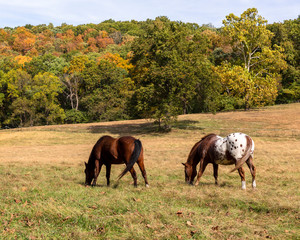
[84,135,149,187]
[182,133,256,189]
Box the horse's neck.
[87,154,96,167]
[187,142,201,166]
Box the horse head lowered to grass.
[84,135,149,187]
[182,133,256,189]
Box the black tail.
[117,139,142,181]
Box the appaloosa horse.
[182,133,256,189]
[84,135,149,187]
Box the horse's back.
[117,136,141,157]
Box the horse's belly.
[215,156,235,165]
[108,158,124,164]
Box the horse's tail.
[229,136,253,173]
[117,139,142,181]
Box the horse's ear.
[84,162,87,167]
[182,163,186,166]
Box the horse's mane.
[87,135,110,167]
[186,133,216,165]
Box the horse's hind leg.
[213,163,219,185]
[194,159,208,186]
[106,164,111,186]
[237,167,246,189]
[246,156,256,188]
[137,160,149,187]
[129,167,138,187]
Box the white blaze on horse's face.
[214,133,254,165]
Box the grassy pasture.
[0,103,299,239]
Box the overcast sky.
[0,0,299,28]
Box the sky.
[0,0,299,28]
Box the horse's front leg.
[194,159,208,186]
[237,167,246,190]
[246,156,256,188]
[92,160,102,186]
[106,164,111,186]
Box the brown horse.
[182,133,256,189]
[84,135,149,187]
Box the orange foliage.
[86,37,98,53]
[201,29,232,53]
[56,30,84,53]
[96,36,114,48]
[12,27,36,55]
[36,29,55,53]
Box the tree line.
[0,8,299,129]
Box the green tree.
[1,69,33,127]
[25,54,67,77]
[268,17,300,103]
[60,55,89,110]
[130,17,215,129]
[81,59,133,121]
[31,72,65,125]
[1,70,64,127]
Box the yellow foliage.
[100,53,133,71]
[213,63,278,108]
[14,55,32,66]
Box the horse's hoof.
[145,184,150,188]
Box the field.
[0,103,299,239]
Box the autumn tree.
[216,8,287,109]
[12,27,36,55]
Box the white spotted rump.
[214,133,254,165]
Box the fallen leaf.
[186,221,192,226]
[212,226,219,231]
[176,211,183,217]
[132,198,141,202]
[146,224,152,229]
[63,216,71,221]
